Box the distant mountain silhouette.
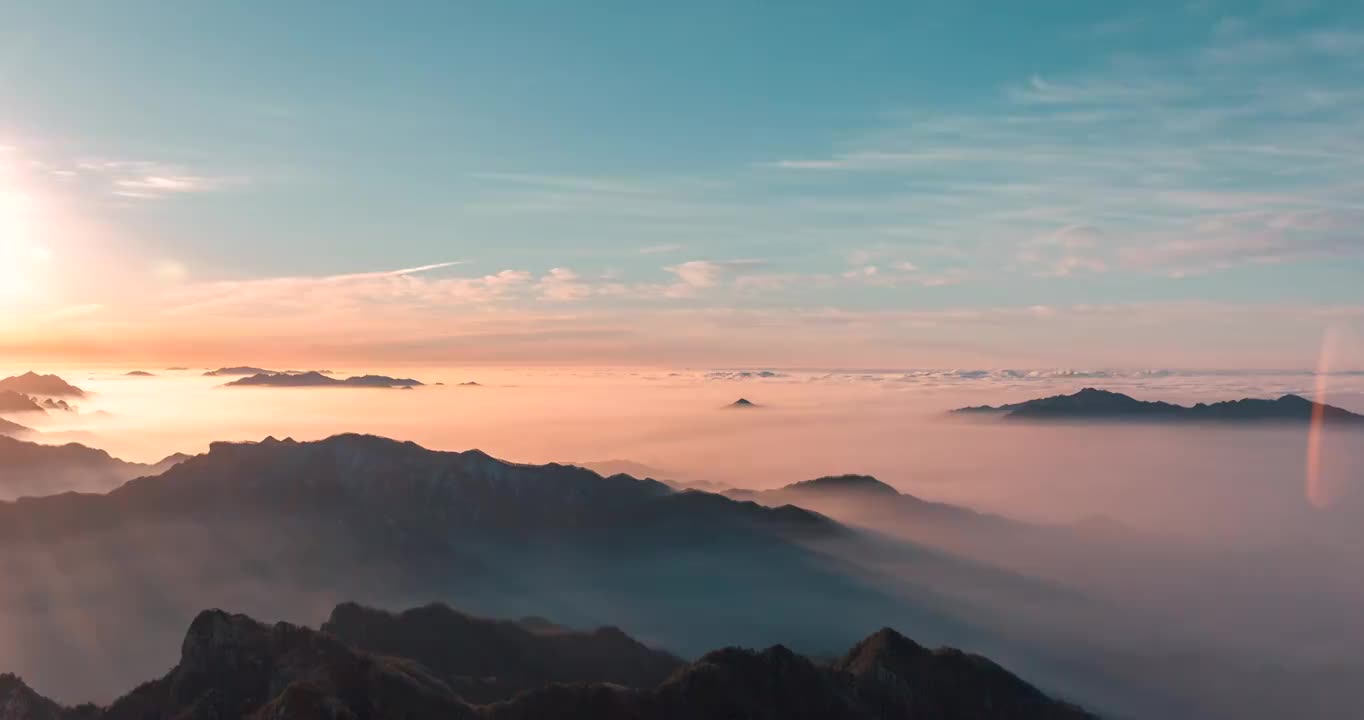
[954,387,1364,424]
[0,436,188,500]
[0,603,1091,720]
[724,475,1034,587]
[0,372,85,398]
[0,391,45,415]
[784,474,903,496]
[727,397,758,408]
[576,460,741,493]
[0,417,32,437]
[223,371,424,388]
[202,366,276,376]
[122,371,154,377]
[729,474,991,524]
[40,399,72,412]
[578,459,677,481]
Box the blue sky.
[2,0,1363,366]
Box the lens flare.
[1305,329,1337,509]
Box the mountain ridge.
[0,433,840,542]
[223,371,424,388]
[0,432,1045,707]
[954,387,1364,424]
[0,602,1093,719]
[0,372,85,398]
[0,436,188,500]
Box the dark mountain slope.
[0,674,73,720]
[3,435,1000,705]
[101,609,477,720]
[486,626,1093,720]
[1,605,1092,720]
[322,602,684,703]
[836,628,1089,719]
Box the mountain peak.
[838,627,927,675]
[727,398,758,408]
[0,672,66,720]
[179,608,267,672]
[834,627,1091,718]
[321,601,684,704]
[112,606,477,720]
[784,474,900,496]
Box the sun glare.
[0,188,45,303]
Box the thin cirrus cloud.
[112,175,223,199]
[0,146,243,202]
[155,259,794,317]
[454,16,1363,294]
[158,261,526,317]
[754,19,1364,281]
[639,243,683,255]
[69,159,244,200]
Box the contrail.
[387,261,465,276]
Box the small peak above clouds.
[706,370,786,381]
[221,371,423,388]
[784,474,900,496]
[202,366,276,376]
[953,388,1364,425]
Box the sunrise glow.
[1,4,1362,719]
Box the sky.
[1,0,1363,367]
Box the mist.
[3,365,1363,717]
[21,366,1362,533]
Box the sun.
[0,190,39,302]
